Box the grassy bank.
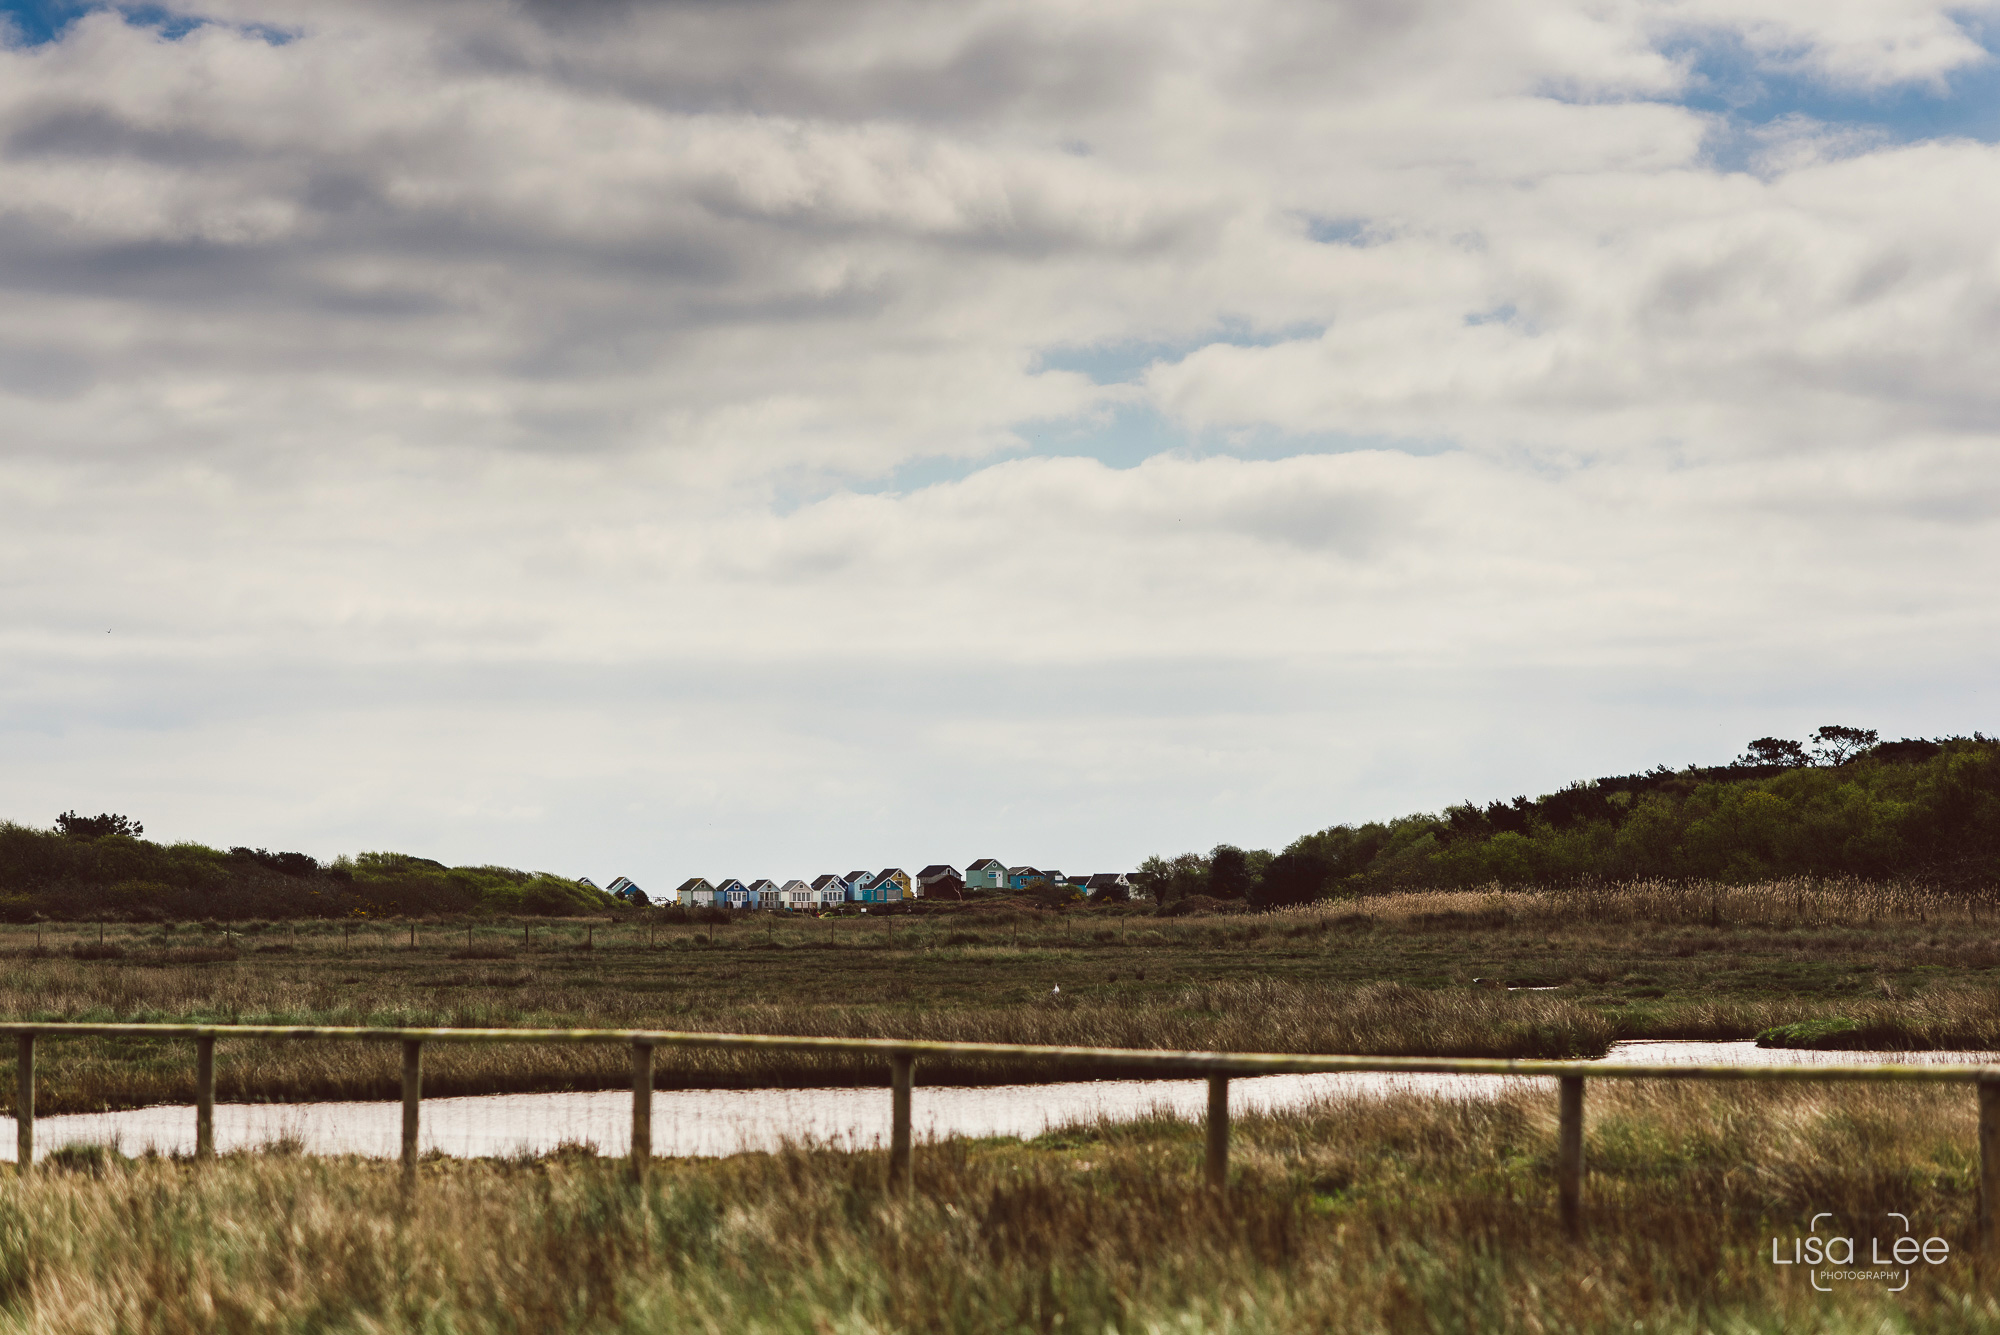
[0,973,1612,1114]
[6,878,2000,1111]
[3,1081,1994,1333]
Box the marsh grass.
[9,878,2000,1112]
[1290,877,1990,930]
[1,1081,1993,1332]
[4,980,1615,1113]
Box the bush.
[42,1142,129,1176]
[0,820,617,922]
[1157,895,1248,918]
[55,812,142,840]
[1756,1017,1860,1049]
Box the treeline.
[0,820,614,922]
[1138,730,2000,907]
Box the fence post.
[1559,1075,1585,1239]
[1205,1073,1229,1190]
[401,1039,423,1191]
[631,1041,654,1182]
[195,1036,216,1161]
[13,1035,31,1175]
[1980,1076,2000,1274]
[889,1053,914,1196]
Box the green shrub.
[0,820,615,922]
[1756,1016,1860,1049]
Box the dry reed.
[4,979,1615,1113]
[1,1079,1993,1332]
[7,878,2000,1113]
[1284,877,1993,929]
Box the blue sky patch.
[1660,23,2000,166]
[0,0,92,44]
[1033,324,1323,387]
[0,0,291,45]
[1306,217,1374,245]
[1465,303,1519,328]
[834,405,1456,503]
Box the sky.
[2,0,1998,888]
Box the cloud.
[0,0,1997,882]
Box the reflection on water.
[6,1040,1994,1163]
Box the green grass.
[6,879,2000,1112]
[3,1080,1996,1333]
[1759,1017,1862,1048]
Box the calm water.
[6,1041,1994,1163]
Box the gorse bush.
[0,821,611,922]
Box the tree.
[1811,725,1879,767]
[1251,845,1331,908]
[1737,738,1809,769]
[1132,856,1170,903]
[1133,852,1208,905]
[1208,845,1255,900]
[55,811,142,840]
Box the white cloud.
[0,0,1996,882]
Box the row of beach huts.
[585,861,1133,910]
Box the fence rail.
[6,1022,2000,1263]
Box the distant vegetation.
[1139,728,2000,906]
[14,725,1995,924]
[0,820,611,922]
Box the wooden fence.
[6,1022,1999,1257]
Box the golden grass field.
[5,1077,1997,1333]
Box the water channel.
[6,1040,1996,1163]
